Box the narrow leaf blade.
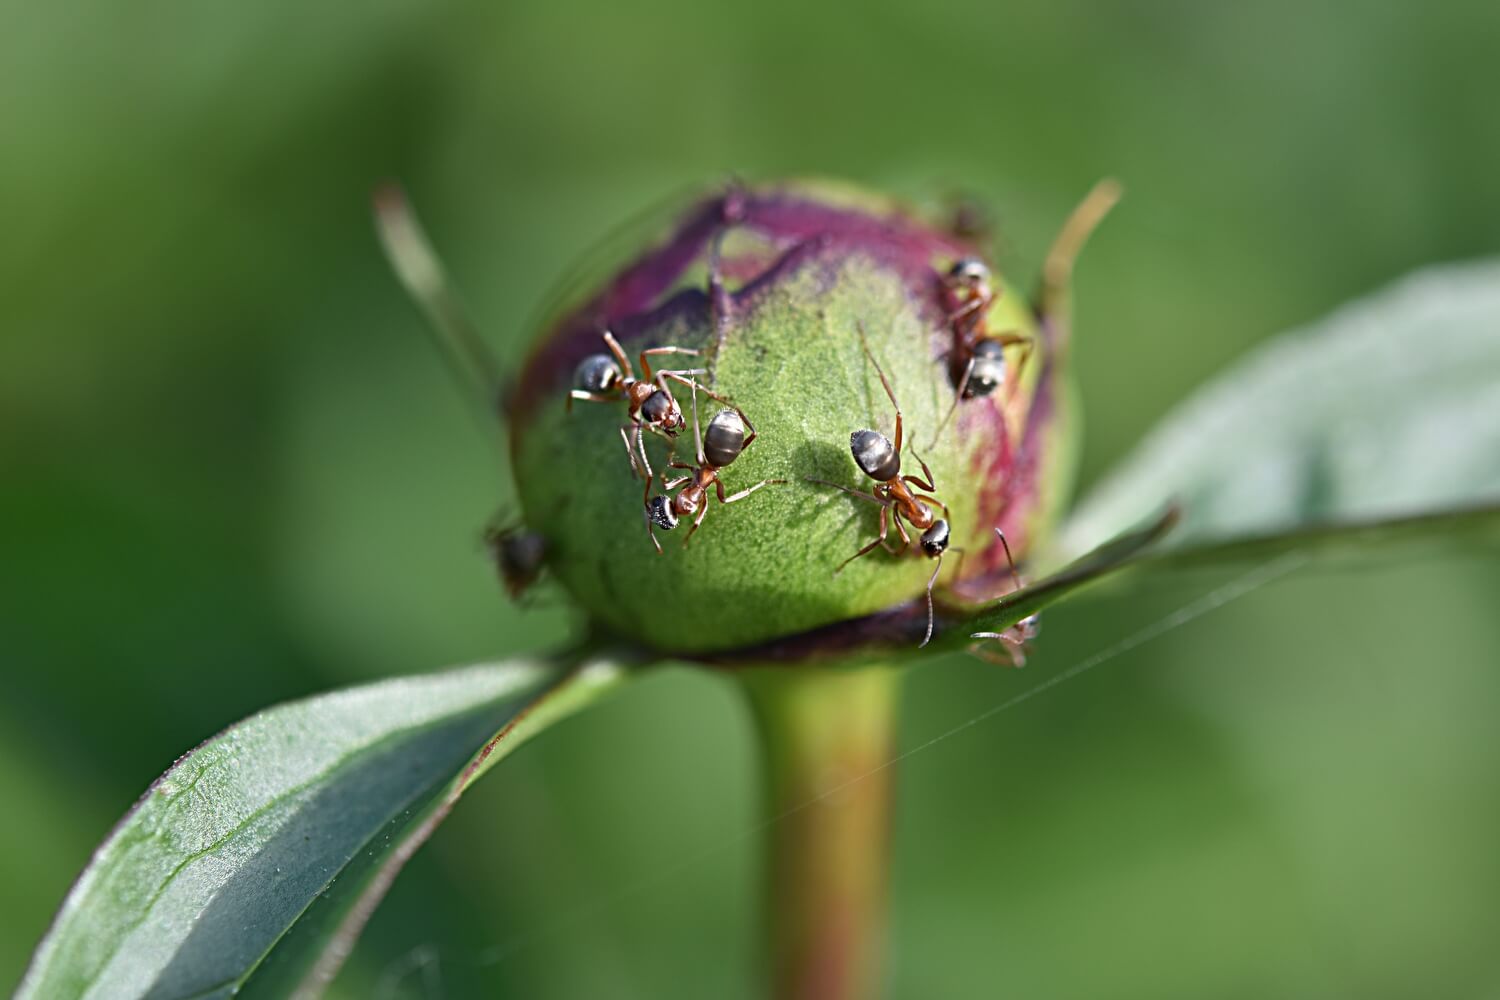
[19,658,626,1000]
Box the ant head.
[647,495,678,531]
[639,389,680,430]
[920,518,950,558]
[703,408,748,468]
[1015,613,1040,640]
[850,429,900,481]
[946,257,990,290]
[574,353,622,394]
[673,488,704,518]
[964,338,1008,398]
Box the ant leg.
[903,449,939,493]
[683,490,713,548]
[835,505,892,575]
[966,637,1025,668]
[948,544,968,582]
[638,345,701,382]
[929,356,975,448]
[688,381,707,466]
[891,513,912,549]
[804,478,888,507]
[716,477,786,504]
[602,330,635,379]
[619,425,648,480]
[569,389,616,407]
[642,503,664,555]
[992,527,1024,592]
[1037,179,1121,356]
[662,474,694,490]
[856,320,904,453]
[983,331,1037,405]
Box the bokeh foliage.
[4,0,1499,996]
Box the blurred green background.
[5,0,1499,996]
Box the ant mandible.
[968,527,1040,667]
[643,384,785,554]
[808,324,957,647]
[567,330,707,480]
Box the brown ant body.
[968,528,1040,667]
[809,327,956,647]
[644,387,784,553]
[567,330,707,479]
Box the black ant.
[644,385,785,553]
[967,527,1040,667]
[808,325,957,648]
[567,330,707,479]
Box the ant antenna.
[919,552,943,648]
[993,527,1023,591]
[374,183,505,419]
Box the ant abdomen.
[963,339,1008,399]
[574,354,621,394]
[850,429,900,482]
[702,409,749,468]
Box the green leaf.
[1057,258,1500,566]
[18,657,627,1000]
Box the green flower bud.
[508,180,1084,657]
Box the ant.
[567,330,707,480]
[484,522,547,602]
[807,325,957,648]
[930,180,1123,444]
[938,256,1036,403]
[644,384,785,553]
[967,527,1040,667]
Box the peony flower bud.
[507,180,1081,657]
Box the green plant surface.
[1056,259,1500,564]
[17,659,626,1000]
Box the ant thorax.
[672,484,706,518]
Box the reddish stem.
[739,664,900,1000]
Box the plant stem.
[739,663,901,1000]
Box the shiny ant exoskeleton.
[567,330,707,479]
[968,527,1040,667]
[643,385,785,554]
[808,325,957,647]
